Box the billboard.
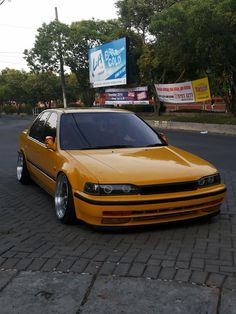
[105,86,149,105]
[155,77,211,103]
[89,37,127,88]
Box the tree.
[0,68,81,107]
[0,69,28,104]
[115,0,182,42]
[65,73,81,104]
[24,21,70,73]
[149,2,196,82]
[22,72,61,106]
[63,20,102,105]
[149,0,236,113]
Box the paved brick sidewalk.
[0,168,235,289]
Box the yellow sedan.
[17,108,226,227]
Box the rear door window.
[29,112,50,142]
[44,112,58,139]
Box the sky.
[0,0,118,71]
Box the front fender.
[57,151,98,192]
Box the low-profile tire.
[55,172,77,224]
[16,151,31,184]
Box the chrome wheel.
[16,152,31,184]
[55,173,69,219]
[17,153,24,181]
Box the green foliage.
[63,20,102,104]
[166,113,236,125]
[24,21,70,73]
[22,72,61,104]
[116,0,181,42]
[0,69,28,103]
[0,70,83,108]
[139,112,236,125]
[2,105,17,114]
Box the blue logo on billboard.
[92,49,105,78]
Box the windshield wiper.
[145,143,166,147]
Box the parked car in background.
[17,108,226,227]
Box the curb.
[146,120,236,136]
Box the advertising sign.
[89,37,127,88]
[155,77,211,103]
[105,86,149,105]
[192,77,211,102]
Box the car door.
[25,111,58,194]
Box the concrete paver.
[220,277,236,314]
[0,270,17,290]
[0,271,93,314]
[81,276,219,314]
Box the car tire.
[55,172,77,224]
[17,152,31,184]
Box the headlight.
[198,173,221,188]
[83,183,140,195]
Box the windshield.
[59,112,166,150]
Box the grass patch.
[138,112,236,125]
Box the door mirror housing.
[159,132,168,143]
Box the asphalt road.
[164,129,236,172]
[0,115,33,175]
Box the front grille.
[103,199,222,218]
[101,199,222,225]
[132,211,197,222]
[139,181,198,195]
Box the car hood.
[67,146,217,184]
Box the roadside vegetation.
[138,112,236,125]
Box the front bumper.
[73,185,226,226]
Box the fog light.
[103,211,133,216]
[102,218,130,224]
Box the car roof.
[43,107,131,114]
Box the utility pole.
[0,0,10,5]
[55,7,67,108]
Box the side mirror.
[159,132,168,143]
[44,136,56,150]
